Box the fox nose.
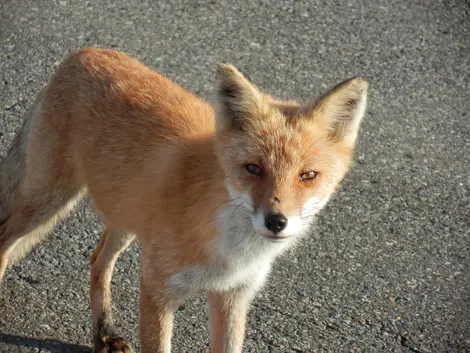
[265,213,288,234]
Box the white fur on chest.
[168,199,292,296]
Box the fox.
[0,47,368,353]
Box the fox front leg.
[207,284,260,353]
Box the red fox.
[0,48,368,353]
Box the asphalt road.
[0,0,469,352]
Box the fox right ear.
[215,63,262,131]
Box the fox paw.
[94,336,133,353]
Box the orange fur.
[0,48,368,352]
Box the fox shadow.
[0,333,91,353]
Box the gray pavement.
[0,0,469,352]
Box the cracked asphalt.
[0,0,469,352]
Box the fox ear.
[215,63,262,131]
[309,77,369,146]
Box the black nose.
[264,213,288,233]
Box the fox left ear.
[214,63,262,131]
[310,77,369,146]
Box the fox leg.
[139,281,181,353]
[139,255,186,353]
[207,288,255,353]
[0,87,84,283]
[90,227,135,353]
[207,267,270,353]
[0,184,83,282]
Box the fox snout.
[264,212,288,234]
[251,207,305,243]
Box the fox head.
[214,64,368,243]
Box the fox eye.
[300,171,318,181]
[245,163,263,176]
